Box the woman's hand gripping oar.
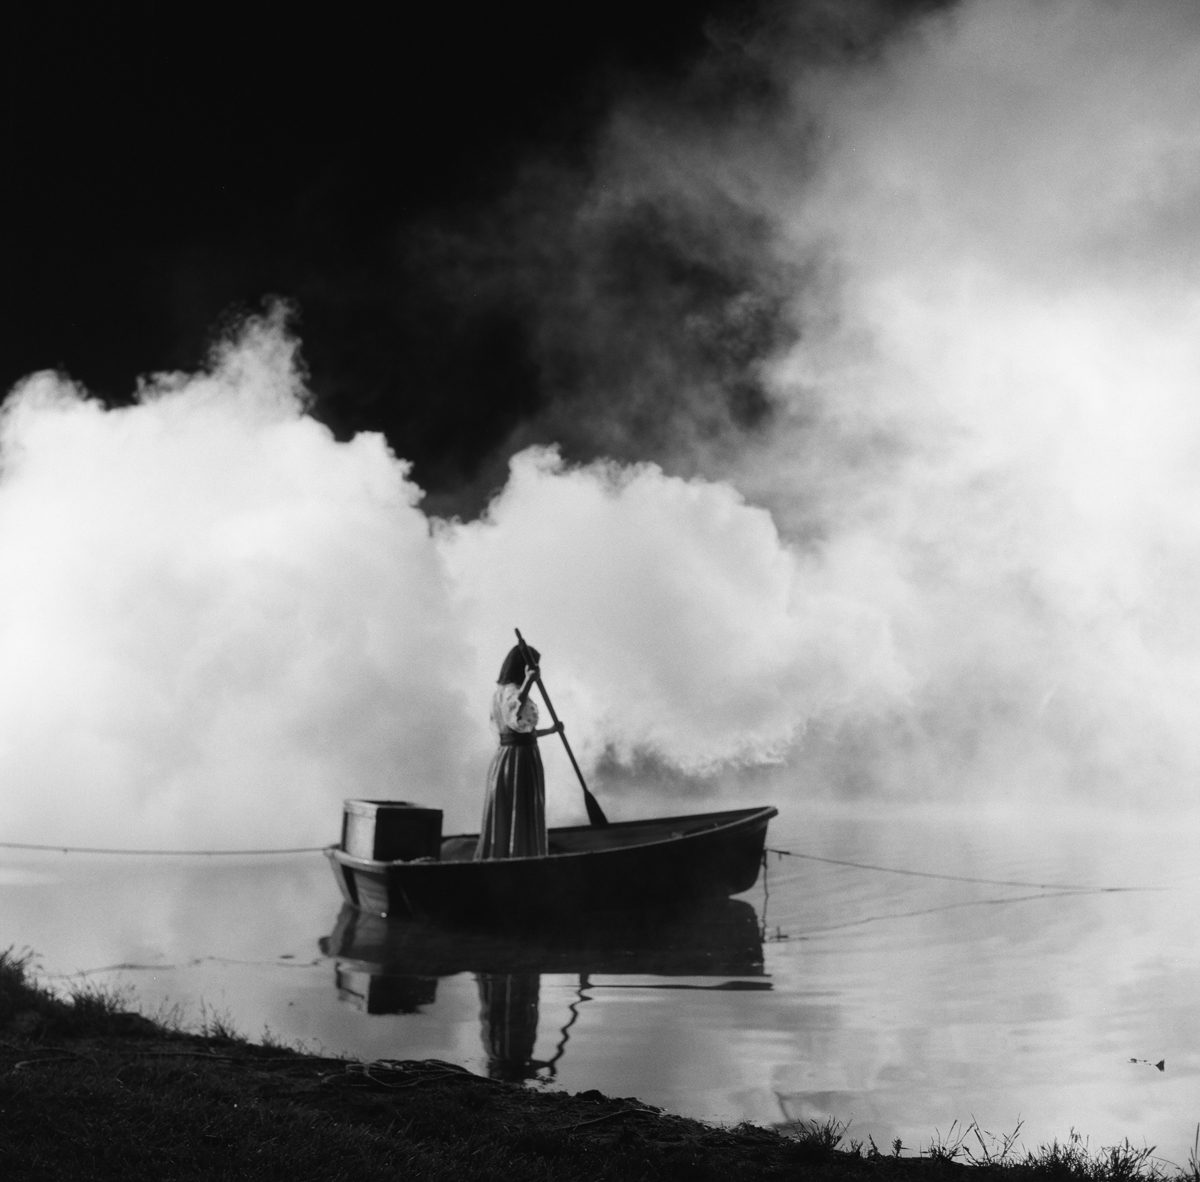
[514,628,609,827]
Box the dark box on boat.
[342,799,443,862]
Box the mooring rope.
[1,836,1143,892]
[0,841,327,856]
[764,845,1132,893]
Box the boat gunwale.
[325,804,778,872]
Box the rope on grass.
[315,1059,507,1092]
[550,1105,670,1133]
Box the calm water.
[4,801,1198,1167]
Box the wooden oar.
[515,627,609,827]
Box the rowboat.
[326,800,778,926]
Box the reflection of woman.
[475,644,562,860]
[477,972,542,1081]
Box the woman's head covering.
[498,643,540,685]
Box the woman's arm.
[517,664,539,706]
[533,721,564,738]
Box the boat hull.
[326,805,777,926]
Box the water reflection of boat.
[319,899,770,1081]
[326,802,778,925]
[321,897,768,978]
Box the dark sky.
[2,1,938,511]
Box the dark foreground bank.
[1,950,1194,1182]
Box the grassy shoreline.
[1,950,1195,1181]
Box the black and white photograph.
[2,1,1199,1177]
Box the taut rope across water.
[0,841,325,856]
[764,846,1150,894]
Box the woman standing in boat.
[475,643,563,860]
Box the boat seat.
[439,836,478,863]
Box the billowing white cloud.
[0,312,848,846]
[7,0,1200,853]
[585,0,1200,809]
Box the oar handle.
[515,628,608,827]
[515,627,567,733]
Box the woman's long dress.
[475,683,548,860]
